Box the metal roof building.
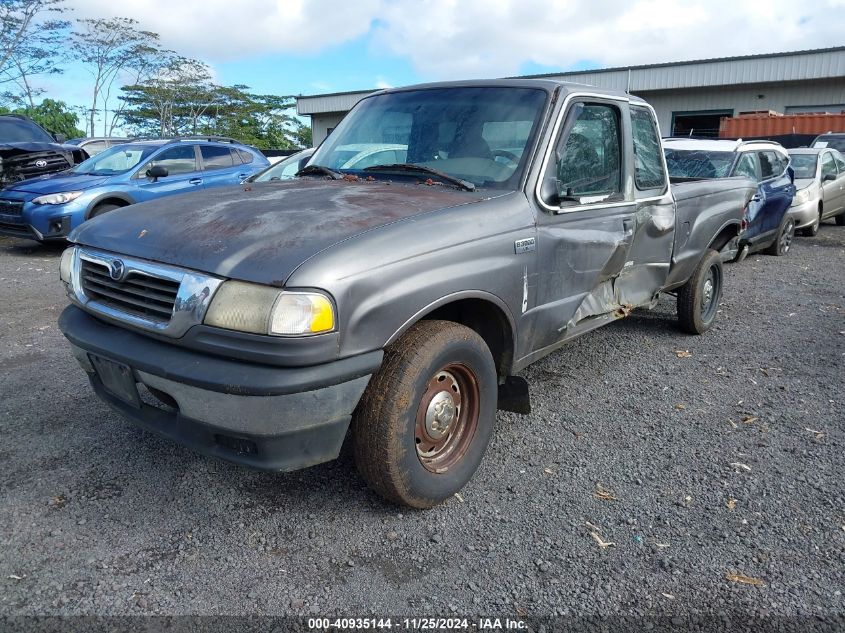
[296,47,845,144]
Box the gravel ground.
[0,224,843,625]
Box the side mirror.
[824,172,837,182]
[146,165,168,181]
[53,133,66,143]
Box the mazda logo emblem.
[34,159,48,168]
[109,260,125,281]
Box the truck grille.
[0,199,24,216]
[80,259,180,322]
[1,151,71,183]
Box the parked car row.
[0,136,269,241]
[663,137,845,261]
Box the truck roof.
[370,78,646,106]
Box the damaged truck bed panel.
[58,79,757,507]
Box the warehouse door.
[671,110,733,138]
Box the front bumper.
[0,201,78,241]
[59,305,382,471]
[788,197,819,229]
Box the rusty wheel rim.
[414,363,480,474]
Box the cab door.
[820,151,845,215]
[758,151,795,233]
[523,98,637,357]
[617,105,675,307]
[133,144,203,201]
[199,145,251,187]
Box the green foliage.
[119,61,310,149]
[0,98,84,138]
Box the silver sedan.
[787,147,845,236]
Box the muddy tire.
[766,216,795,256]
[352,320,497,508]
[677,248,723,335]
[89,203,121,219]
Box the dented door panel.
[519,203,636,356]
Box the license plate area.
[89,354,140,408]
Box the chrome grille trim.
[67,247,224,337]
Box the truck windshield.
[788,154,818,179]
[309,86,548,189]
[0,118,55,144]
[664,149,736,179]
[72,143,157,176]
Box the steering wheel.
[491,149,520,168]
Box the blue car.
[664,138,796,257]
[0,137,269,242]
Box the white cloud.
[66,0,845,80]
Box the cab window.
[140,145,198,176]
[758,151,784,180]
[821,152,837,179]
[547,102,622,206]
[733,153,758,180]
[630,106,665,191]
[200,145,236,170]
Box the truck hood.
[70,179,492,286]
[8,171,109,194]
[0,141,78,153]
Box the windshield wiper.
[296,164,343,180]
[363,164,476,192]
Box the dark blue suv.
[0,137,269,242]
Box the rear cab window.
[630,106,666,193]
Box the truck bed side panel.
[665,177,755,288]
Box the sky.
[39,0,845,131]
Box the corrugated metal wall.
[297,49,845,144]
[640,79,845,135]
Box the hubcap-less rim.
[415,365,480,473]
[700,265,721,323]
[781,219,794,253]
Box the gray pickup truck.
[58,80,755,508]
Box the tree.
[0,0,70,107]
[70,17,164,136]
[0,98,85,138]
[119,61,310,149]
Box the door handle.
[237,173,249,179]
[189,178,203,185]
[751,194,763,202]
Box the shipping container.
[719,112,845,138]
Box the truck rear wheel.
[677,248,723,335]
[352,320,497,508]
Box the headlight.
[204,281,335,336]
[59,247,75,284]
[33,191,83,205]
[792,188,811,206]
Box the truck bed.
[665,176,756,288]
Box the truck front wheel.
[352,320,497,508]
[677,248,723,335]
